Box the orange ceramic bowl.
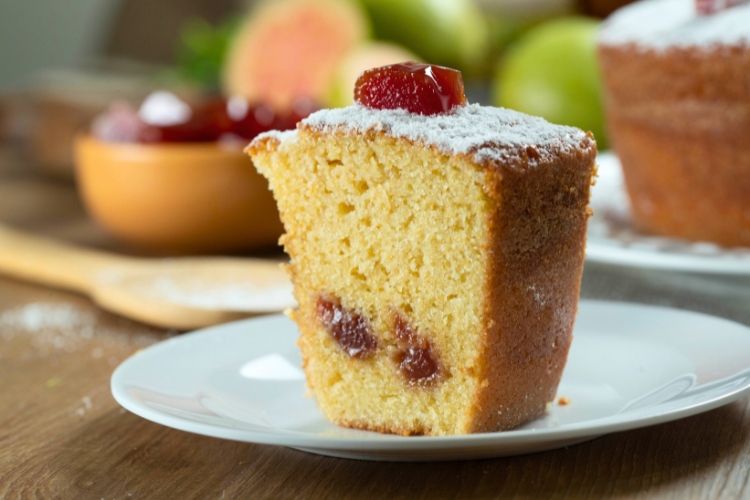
[75,136,283,253]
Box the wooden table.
[2,143,750,499]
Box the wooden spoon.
[0,225,295,330]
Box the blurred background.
[0,0,635,174]
[0,0,637,259]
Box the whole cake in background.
[598,0,750,247]
[248,63,597,436]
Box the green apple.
[326,42,420,108]
[357,0,489,76]
[493,17,607,149]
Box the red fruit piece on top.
[696,0,719,14]
[696,0,749,15]
[354,62,467,116]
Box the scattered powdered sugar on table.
[289,103,592,166]
[599,0,750,50]
[0,302,166,354]
[3,303,89,335]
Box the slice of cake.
[247,64,597,436]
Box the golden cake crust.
[469,143,595,432]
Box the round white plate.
[111,301,750,462]
[587,153,750,274]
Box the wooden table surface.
[2,143,750,499]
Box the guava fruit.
[223,0,369,110]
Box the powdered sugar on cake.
[288,104,591,166]
[599,0,750,51]
[254,129,297,144]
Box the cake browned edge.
[247,125,597,435]
[468,132,596,432]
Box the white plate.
[587,153,750,274]
[111,301,750,461]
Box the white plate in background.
[112,301,750,461]
[587,153,750,274]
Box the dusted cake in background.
[248,65,596,436]
[598,0,750,247]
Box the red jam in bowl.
[92,91,318,144]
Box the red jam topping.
[354,62,467,116]
[393,313,441,386]
[92,91,317,144]
[696,0,748,15]
[317,296,377,359]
